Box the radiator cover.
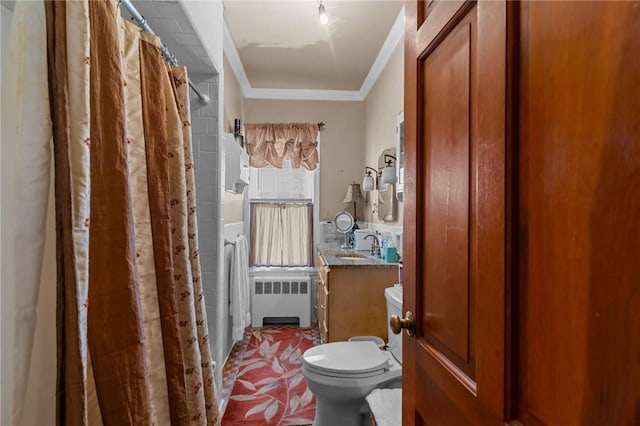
[250,274,311,327]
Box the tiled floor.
[218,324,321,417]
[217,331,249,416]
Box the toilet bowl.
[302,285,403,426]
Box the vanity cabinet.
[315,253,398,343]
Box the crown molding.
[359,6,405,99]
[223,19,252,96]
[245,88,363,102]
[223,7,405,102]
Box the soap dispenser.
[380,235,389,255]
[383,237,398,263]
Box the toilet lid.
[303,341,389,375]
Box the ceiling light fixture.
[318,1,328,25]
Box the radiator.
[250,274,311,327]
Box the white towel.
[230,235,251,341]
[365,388,402,426]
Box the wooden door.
[403,0,512,423]
[403,0,640,424]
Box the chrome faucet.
[364,234,380,257]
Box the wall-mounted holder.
[377,147,397,221]
[396,111,404,202]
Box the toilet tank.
[384,285,403,363]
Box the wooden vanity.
[315,248,399,343]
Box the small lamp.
[380,154,397,186]
[342,182,366,222]
[362,166,377,192]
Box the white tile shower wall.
[120,1,220,76]
[190,73,228,388]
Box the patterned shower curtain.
[1,1,53,424]
[1,0,220,424]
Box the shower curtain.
[3,0,219,424]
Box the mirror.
[334,211,354,249]
[377,147,397,222]
[334,211,354,233]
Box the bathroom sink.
[336,253,368,261]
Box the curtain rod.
[251,200,313,205]
[118,0,210,106]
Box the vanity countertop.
[317,246,398,269]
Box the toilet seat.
[302,341,391,378]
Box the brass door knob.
[390,311,415,336]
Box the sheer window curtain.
[281,205,313,265]
[250,203,313,267]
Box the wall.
[244,99,366,221]
[223,192,244,224]
[176,0,234,389]
[363,39,404,224]
[178,0,223,75]
[222,56,244,133]
[222,56,245,224]
[189,74,230,389]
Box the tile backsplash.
[320,221,344,247]
[319,220,403,257]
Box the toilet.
[302,285,403,426]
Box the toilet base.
[313,397,371,426]
[303,351,402,426]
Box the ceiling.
[223,0,403,93]
[2,0,403,99]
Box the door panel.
[422,18,472,375]
[517,2,640,423]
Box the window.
[249,160,315,266]
[249,202,312,267]
[249,161,314,200]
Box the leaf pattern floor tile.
[221,325,321,426]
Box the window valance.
[245,123,319,170]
